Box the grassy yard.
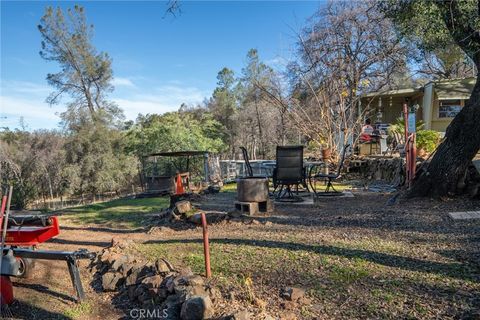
[59,197,169,229]
[49,187,479,319]
[136,232,478,319]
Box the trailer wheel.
[16,257,35,279]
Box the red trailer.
[1,193,93,306]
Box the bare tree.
[257,1,407,158]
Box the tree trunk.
[407,75,480,197]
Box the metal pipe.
[0,186,13,282]
[1,186,13,245]
[0,194,7,231]
[201,212,211,278]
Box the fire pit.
[237,177,269,202]
[233,147,273,215]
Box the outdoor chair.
[273,145,305,202]
[309,144,350,195]
[390,131,405,156]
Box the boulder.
[125,264,155,286]
[102,272,124,291]
[175,201,193,215]
[142,275,163,289]
[229,310,251,320]
[280,312,297,320]
[180,296,214,320]
[189,212,226,225]
[188,213,203,225]
[111,254,130,271]
[185,275,204,287]
[280,287,305,302]
[110,238,133,249]
[156,258,172,273]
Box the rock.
[175,201,193,215]
[126,264,155,286]
[156,258,173,273]
[162,293,185,319]
[110,238,132,249]
[230,310,251,320]
[280,301,296,310]
[104,252,123,266]
[251,219,261,225]
[164,275,176,293]
[180,295,214,320]
[127,285,137,300]
[280,312,297,320]
[111,254,130,271]
[179,267,194,277]
[263,315,275,320]
[188,213,203,225]
[119,261,136,277]
[133,284,147,298]
[186,275,204,287]
[254,297,267,309]
[102,272,124,291]
[263,221,273,227]
[125,266,141,286]
[138,291,151,304]
[142,275,163,288]
[190,212,227,225]
[188,285,208,298]
[281,287,305,302]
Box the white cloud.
[112,77,136,88]
[266,56,288,69]
[113,85,208,120]
[0,95,61,129]
[1,80,51,96]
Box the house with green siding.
[360,77,475,134]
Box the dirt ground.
[4,189,480,320]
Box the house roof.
[362,87,421,98]
[433,77,476,100]
[362,77,476,100]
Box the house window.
[439,99,462,118]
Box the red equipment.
[0,276,14,305]
[1,189,93,306]
[4,215,60,246]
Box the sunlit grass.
[60,197,169,228]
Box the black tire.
[16,257,35,278]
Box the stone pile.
[358,157,406,186]
[90,239,218,320]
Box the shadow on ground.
[143,238,480,282]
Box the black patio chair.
[273,145,305,202]
[309,144,350,195]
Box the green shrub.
[388,117,425,136]
[416,130,440,153]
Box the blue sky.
[1,1,322,130]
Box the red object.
[201,212,211,278]
[403,103,417,187]
[175,174,185,195]
[4,216,60,246]
[0,195,7,234]
[0,276,14,305]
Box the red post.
[411,133,416,187]
[403,103,410,184]
[0,195,7,234]
[201,212,211,278]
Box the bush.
[416,130,440,153]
